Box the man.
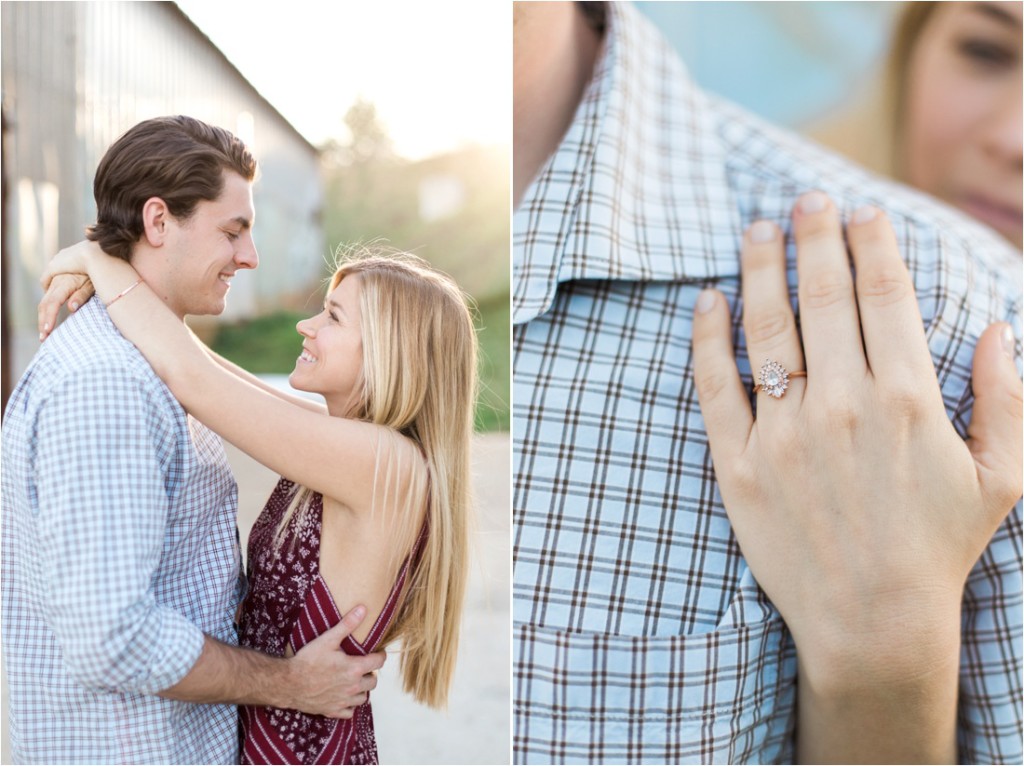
[512,3,1022,763]
[2,116,383,764]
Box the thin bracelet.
[106,279,142,308]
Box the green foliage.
[209,311,307,373]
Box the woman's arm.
[201,345,328,415]
[690,193,1022,763]
[38,271,328,416]
[42,241,419,514]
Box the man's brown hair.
[87,115,257,261]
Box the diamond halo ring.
[753,359,806,398]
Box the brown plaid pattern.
[512,4,1023,764]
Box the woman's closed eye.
[956,37,1018,69]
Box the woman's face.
[290,274,365,413]
[903,1,1022,248]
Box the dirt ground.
[1,432,510,765]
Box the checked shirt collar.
[513,2,743,325]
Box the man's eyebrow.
[969,2,1022,29]
[229,216,253,229]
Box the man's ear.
[141,197,171,246]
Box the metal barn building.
[1,1,325,409]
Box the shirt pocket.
[514,617,797,765]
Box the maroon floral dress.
[239,478,424,765]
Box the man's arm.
[34,363,381,716]
[160,608,383,718]
[36,364,207,694]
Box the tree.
[321,98,394,168]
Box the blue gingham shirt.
[2,297,245,764]
[512,4,1023,764]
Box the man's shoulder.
[5,298,177,421]
[713,95,1021,287]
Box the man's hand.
[160,604,385,719]
[284,605,386,719]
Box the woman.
[812,1,1022,248]
[692,193,1022,762]
[41,243,477,765]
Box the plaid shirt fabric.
[2,297,245,764]
[512,4,1023,764]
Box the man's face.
[160,171,258,317]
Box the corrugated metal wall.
[2,1,325,402]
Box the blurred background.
[1,2,509,763]
[636,2,898,133]
[634,2,916,187]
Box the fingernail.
[851,205,878,224]
[1001,325,1016,359]
[352,605,366,619]
[44,322,49,332]
[799,191,828,214]
[749,220,777,243]
[695,289,717,314]
[38,332,44,342]
[70,302,78,311]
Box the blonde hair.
[884,1,940,181]
[278,247,478,709]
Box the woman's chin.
[288,370,309,392]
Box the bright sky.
[174,1,510,160]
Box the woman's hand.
[37,240,108,340]
[37,275,94,340]
[39,239,108,290]
[36,239,146,343]
[691,191,1022,762]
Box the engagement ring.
[753,359,806,398]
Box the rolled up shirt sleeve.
[33,363,204,695]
